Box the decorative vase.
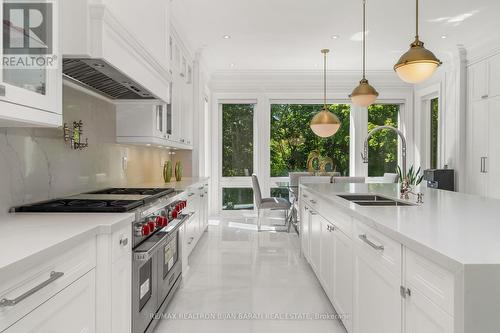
[163,161,173,183]
[175,161,183,181]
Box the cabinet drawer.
[354,221,401,275]
[321,202,352,237]
[0,238,96,331]
[406,249,455,315]
[3,270,96,333]
[112,225,131,263]
[302,192,320,211]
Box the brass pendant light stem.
[321,49,329,109]
[362,0,366,79]
[415,0,419,39]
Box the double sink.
[338,194,415,207]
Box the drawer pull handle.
[481,94,489,99]
[0,271,64,307]
[309,200,317,204]
[120,237,128,247]
[359,234,384,251]
[303,194,308,198]
[310,211,318,216]
[187,237,194,245]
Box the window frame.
[218,100,258,215]
[415,83,442,170]
[211,92,412,216]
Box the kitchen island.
[300,182,500,333]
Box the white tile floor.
[154,215,347,333]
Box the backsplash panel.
[0,85,172,215]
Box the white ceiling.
[172,0,500,72]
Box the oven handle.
[133,214,190,262]
[134,238,168,262]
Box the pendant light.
[310,49,341,138]
[350,0,379,107]
[394,0,442,83]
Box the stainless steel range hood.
[63,58,156,100]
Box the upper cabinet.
[0,0,62,127]
[469,53,500,102]
[61,0,171,102]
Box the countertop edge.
[301,184,465,272]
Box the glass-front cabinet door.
[0,0,62,126]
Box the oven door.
[133,233,168,333]
[159,229,182,302]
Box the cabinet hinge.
[400,286,411,298]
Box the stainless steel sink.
[352,201,414,207]
[337,194,416,207]
[338,195,389,202]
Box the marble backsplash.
[0,85,180,215]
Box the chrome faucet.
[361,125,410,199]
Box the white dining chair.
[252,174,291,231]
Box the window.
[367,104,400,177]
[430,98,439,169]
[222,188,254,210]
[222,104,254,177]
[270,188,290,202]
[270,104,351,177]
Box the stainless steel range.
[13,187,190,333]
[131,195,189,333]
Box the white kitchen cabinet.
[404,286,454,333]
[466,96,500,198]
[300,202,311,260]
[111,256,131,333]
[116,101,192,150]
[331,227,353,332]
[488,54,500,98]
[486,96,500,198]
[4,270,96,333]
[468,61,489,102]
[0,0,62,127]
[353,231,401,333]
[169,31,194,148]
[319,219,334,295]
[467,99,489,196]
[466,52,500,198]
[309,210,321,275]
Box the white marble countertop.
[0,177,209,274]
[0,212,135,274]
[302,183,500,268]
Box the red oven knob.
[155,216,162,227]
[148,221,156,232]
[142,224,150,236]
[156,216,167,227]
[172,209,179,219]
[183,200,187,208]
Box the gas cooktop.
[13,188,175,213]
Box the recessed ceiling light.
[223,35,231,39]
[441,35,448,39]
[230,63,235,68]
[331,35,340,39]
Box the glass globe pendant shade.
[350,79,379,107]
[394,38,442,84]
[310,108,341,138]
